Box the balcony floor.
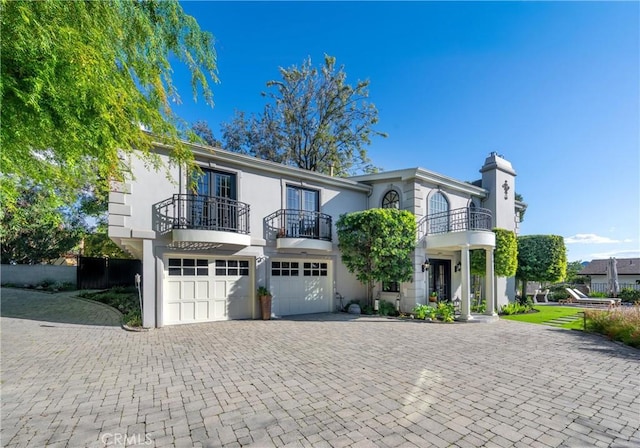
[172,228,251,249]
[424,230,495,250]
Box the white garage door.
[164,257,252,325]
[270,260,332,316]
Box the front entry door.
[428,259,451,301]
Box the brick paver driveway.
[1,288,639,448]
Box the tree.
[1,0,218,210]
[83,227,133,259]
[470,228,518,277]
[221,55,386,176]
[565,260,586,284]
[514,193,527,222]
[190,120,222,147]
[336,209,416,306]
[516,235,567,296]
[0,185,85,264]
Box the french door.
[192,170,237,230]
[428,259,451,301]
[286,186,319,238]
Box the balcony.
[266,209,333,252]
[156,194,251,248]
[418,207,495,250]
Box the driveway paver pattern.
[1,288,639,448]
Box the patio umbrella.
[607,257,619,298]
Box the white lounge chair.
[563,288,620,307]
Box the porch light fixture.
[454,261,461,272]
[421,257,430,272]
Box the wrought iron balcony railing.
[156,194,250,234]
[266,209,332,241]
[418,206,492,239]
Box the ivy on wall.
[336,209,416,306]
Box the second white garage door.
[270,259,332,316]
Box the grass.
[502,304,640,348]
[500,306,582,324]
[500,306,584,329]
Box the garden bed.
[78,286,142,327]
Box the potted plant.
[257,286,272,320]
[429,291,438,302]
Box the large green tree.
[516,235,567,296]
[336,209,416,306]
[83,228,132,259]
[221,55,386,176]
[0,185,86,264]
[1,0,218,210]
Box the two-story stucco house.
[109,142,524,327]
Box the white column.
[459,245,473,321]
[142,239,156,328]
[485,247,497,316]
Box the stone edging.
[122,324,151,332]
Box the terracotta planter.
[259,295,272,320]
[429,296,437,303]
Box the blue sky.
[173,1,639,263]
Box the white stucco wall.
[0,264,77,287]
[110,146,524,323]
[110,145,372,325]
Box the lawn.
[501,306,585,329]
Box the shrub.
[589,291,608,298]
[123,310,142,327]
[32,279,76,292]
[471,299,486,313]
[585,306,640,348]
[500,302,532,315]
[79,288,140,323]
[378,299,398,317]
[619,288,640,303]
[516,295,533,307]
[38,278,56,288]
[412,304,436,320]
[436,302,455,323]
[547,283,571,302]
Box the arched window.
[429,191,449,233]
[382,190,400,209]
[469,200,478,230]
